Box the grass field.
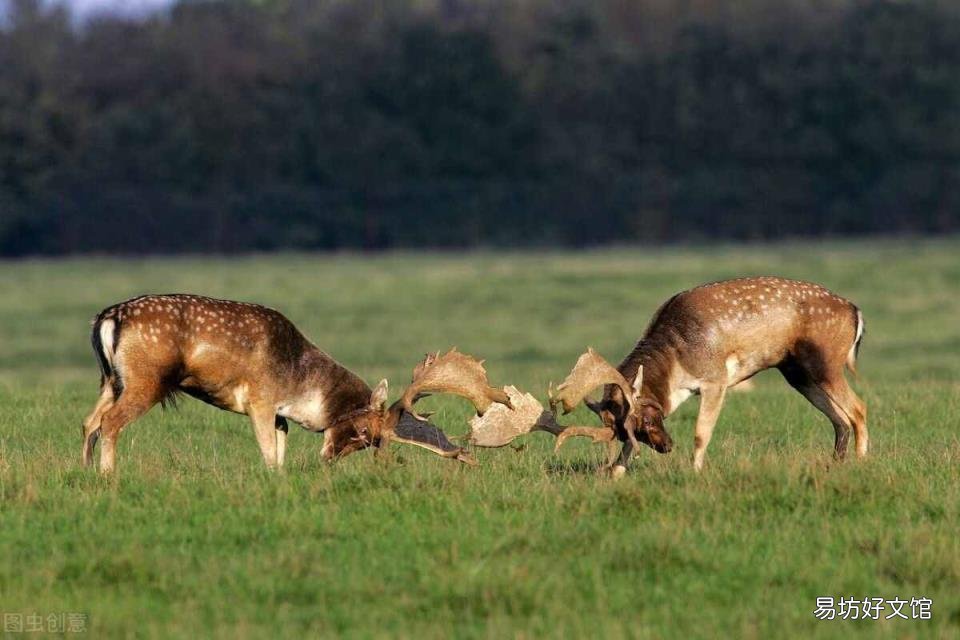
[1,239,958,638]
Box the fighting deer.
[82,294,510,473]
[469,277,867,476]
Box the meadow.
[0,239,958,638]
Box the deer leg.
[610,439,634,479]
[320,427,338,461]
[603,438,620,469]
[82,384,114,466]
[794,384,853,458]
[374,432,392,461]
[275,416,289,468]
[249,406,279,468]
[851,391,868,458]
[98,385,160,474]
[803,380,868,460]
[693,385,727,471]
[822,377,868,458]
[780,359,863,459]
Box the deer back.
[95,294,371,420]
[615,277,861,407]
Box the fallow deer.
[82,294,510,473]
[469,277,867,476]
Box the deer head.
[467,348,673,454]
[324,348,512,464]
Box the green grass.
[1,239,958,638]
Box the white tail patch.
[99,319,116,368]
[847,309,864,371]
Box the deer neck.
[277,348,372,431]
[615,339,675,415]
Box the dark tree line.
[1,0,959,255]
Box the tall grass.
[0,239,958,638]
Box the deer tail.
[846,307,864,378]
[91,309,124,397]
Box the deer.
[82,294,511,473]
[469,277,867,476]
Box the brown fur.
[82,294,373,472]
[81,295,502,472]
[598,277,867,471]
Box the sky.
[54,0,174,19]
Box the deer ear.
[632,366,643,399]
[370,379,389,412]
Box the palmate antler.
[467,348,642,453]
[396,348,513,421]
[550,348,639,415]
[466,386,554,448]
[379,348,512,464]
[465,385,617,449]
[551,348,643,452]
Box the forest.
[2,0,959,254]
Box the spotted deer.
[470,277,867,476]
[82,294,510,473]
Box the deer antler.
[550,348,642,452]
[395,348,513,421]
[550,347,636,415]
[389,411,477,465]
[468,386,615,451]
[467,349,641,454]
[374,348,510,465]
[467,386,550,447]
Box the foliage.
[1,1,959,253]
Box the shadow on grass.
[543,458,602,476]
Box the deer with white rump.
[469,277,867,475]
[83,294,510,473]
